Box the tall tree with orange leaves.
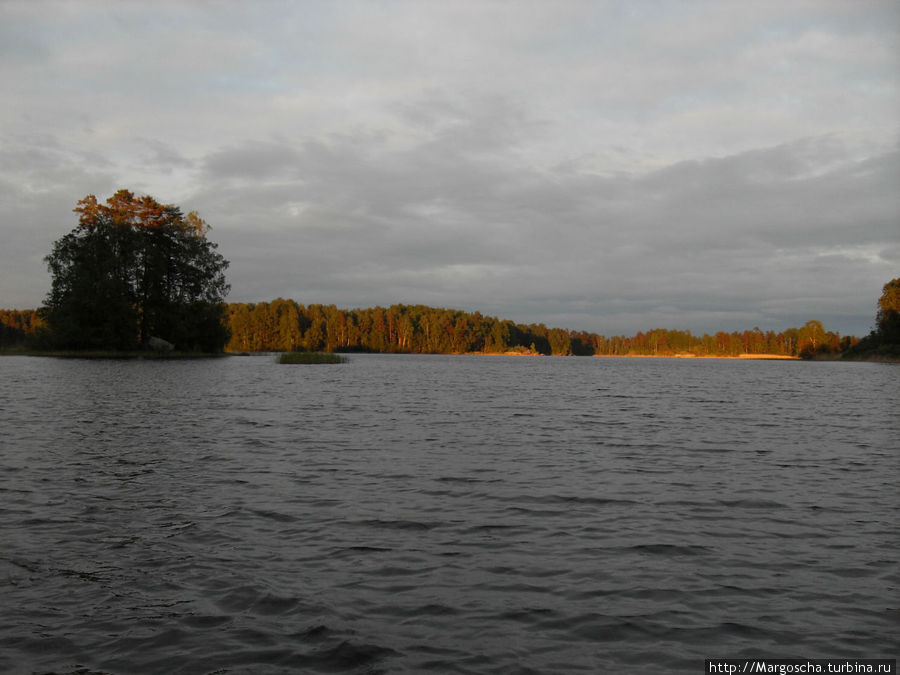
[42,190,230,351]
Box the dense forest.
[0,302,853,358]
[222,300,851,358]
[6,277,899,359]
[0,309,44,350]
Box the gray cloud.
[1,1,897,337]
[182,112,898,336]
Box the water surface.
[1,354,897,673]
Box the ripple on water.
[0,354,897,673]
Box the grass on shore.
[0,347,225,359]
[277,351,347,364]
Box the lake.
[0,354,897,673]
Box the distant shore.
[473,351,800,359]
[593,353,799,360]
[4,349,895,362]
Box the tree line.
[0,309,44,349]
[1,185,895,360]
[0,297,885,359]
[222,299,852,358]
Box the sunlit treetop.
[878,278,900,315]
[74,189,209,236]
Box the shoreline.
[592,353,799,360]
[469,351,800,359]
[0,349,226,359]
[8,349,894,362]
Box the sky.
[1,0,898,337]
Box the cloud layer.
[2,1,898,335]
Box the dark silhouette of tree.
[42,190,230,351]
[844,277,900,359]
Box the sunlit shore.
[476,351,800,359]
[593,353,799,360]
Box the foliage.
[4,298,858,359]
[0,309,43,349]
[842,277,900,359]
[277,351,347,364]
[4,299,854,358]
[41,190,230,352]
[18,279,900,360]
[875,277,900,345]
[222,300,845,358]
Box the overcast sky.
[2,1,898,336]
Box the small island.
[14,190,231,357]
[277,352,347,364]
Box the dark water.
[1,354,897,674]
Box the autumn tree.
[42,190,230,351]
[875,278,900,344]
[844,277,900,358]
[547,327,573,355]
[797,319,827,358]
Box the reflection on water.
[0,354,897,673]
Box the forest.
[5,276,898,359]
[0,302,850,358]
[222,300,850,358]
[0,309,44,350]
